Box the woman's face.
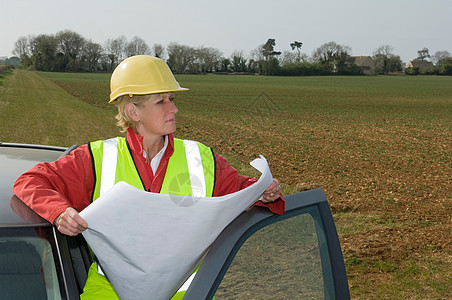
[133,93,179,137]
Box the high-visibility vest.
[89,137,216,200]
[81,136,215,299]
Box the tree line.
[9,30,452,75]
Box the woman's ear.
[125,103,140,121]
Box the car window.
[214,206,333,299]
[0,227,64,300]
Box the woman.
[13,55,284,298]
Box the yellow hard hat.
[109,55,188,103]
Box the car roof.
[0,143,66,226]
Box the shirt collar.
[126,128,175,157]
[143,135,168,159]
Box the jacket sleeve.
[212,152,285,215]
[12,144,94,224]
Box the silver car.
[0,142,350,299]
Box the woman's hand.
[261,178,282,203]
[54,207,88,236]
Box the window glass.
[215,210,330,299]
[0,227,63,300]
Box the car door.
[183,189,350,299]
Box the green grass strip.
[0,70,120,146]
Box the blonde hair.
[115,93,173,132]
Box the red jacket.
[13,129,284,224]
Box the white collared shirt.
[143,135,169,175]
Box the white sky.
[1,0,451,63]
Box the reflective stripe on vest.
[101,138,118,196]
[90,137,145,201]
[160,139,215,197]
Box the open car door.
[183,189,350,299]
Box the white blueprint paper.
[80,155,273,300]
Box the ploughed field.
[1,70,451,299]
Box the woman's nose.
[169,100,178,114]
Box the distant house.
[406,59,434,72]
[347,56,374,75]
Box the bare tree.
[280,50,308,65]
[105,36,126,71]
[152,44,165,59]
[166,42,196,73]
[13,36,30,60]
[374,45,394,57]
[372,45,394,74]
[125,36,151,57]
[197,46,222,73]
[250,46,264,61]
[83,40,103,71]
[249,45,265,74]
[280,50,297,64]
[432,50,451,68]
[372,45,402,74]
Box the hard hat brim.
[109,86,189,104]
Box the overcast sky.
[2,0,451,63]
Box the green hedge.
[0,64,15,73]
